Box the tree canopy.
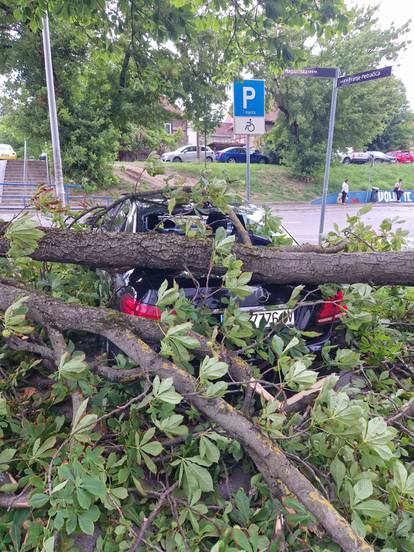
[0,0,348,185]
[264,7,413,174]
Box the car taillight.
[316,291,347,325]
[120,294,161,320]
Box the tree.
[0,180,413,550]
[265,7,411,174]
[1,0,349,184]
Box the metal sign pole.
[246,134,251,202]
[318,68,339,245]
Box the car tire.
[374,158,382,163]
[173,156,182,162]
[259,158,268,164]
[227,157,237,163]
[342,157,351,164]
[206,157,213,162]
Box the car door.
[250,150,260,163]
[182,146,197,162]
[236,148,246,162]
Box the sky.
[351,0,414,108]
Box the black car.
[95,195,345,353]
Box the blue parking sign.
[234,79,265,117]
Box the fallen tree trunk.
[1,228,413,285]
[0,279,372,552]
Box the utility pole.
[42,13,66,206]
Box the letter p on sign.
[243,86,256,109]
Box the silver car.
[161,145,214,163]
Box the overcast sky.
[351,0,414,108]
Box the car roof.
[0,144,13,149]
[218,146,245,152]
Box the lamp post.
[42,13,66,206]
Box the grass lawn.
[118,160,414,203]
[160,162,321,202]
[329,162,414,194]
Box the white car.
[341,151,395,164]
[0,144,17,160]
[161,145,214,163]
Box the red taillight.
[120,294,161,320]
[316,291,347,325]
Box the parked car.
[94,194,345,355]
[0,144,17,160]
[161,145,214,163]
[386,150,414,164]
[215,147,269,164]
[341,151,395,164]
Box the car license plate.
[250,309,293,328]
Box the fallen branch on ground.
[0,278,372,552]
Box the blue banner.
[311,189,414,205]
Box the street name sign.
[284,67,337,78]
[337,66,392,88]
[233,79,265,135]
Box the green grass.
[117,160,414,203]
[162,162,321,203]
[328,162,414,194]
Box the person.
[341,179,349,205]
[394,179,403,202]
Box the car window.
[186,146,196,152]
[101,200,131,231]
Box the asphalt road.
[271,203,414,245]
[1,202,413,248]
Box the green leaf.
[186,461,213,493]
[233,527,253,552]
[199,355,228,381]
[330,457,346,491]
[42,536,55,552]
[199,436,220,464]
[35,436,56,458]
[271,335,284,356]
[0,448,16,465]
[392,461,408,493]
[78,511,95,535]
[81,476,107,500]
[141,441,163,456]
[5,213,44,257]
[58,350,88,381]
[51,480,68,495]
[284,361,318,390]
[204,381,228,398]
[353,479,373,505]
[354,499,390,519]
[76,487,92,509]
[111,487,128,500]
[30,493,49,509]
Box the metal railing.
[0,182,113,210]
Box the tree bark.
[0,228,413,285]
[0,279,372,552]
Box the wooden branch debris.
[1,227,413,285]
[0,279,373,551]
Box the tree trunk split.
[0,279,372,551]
[0,228,413,285]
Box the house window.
[164,123,172,134]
